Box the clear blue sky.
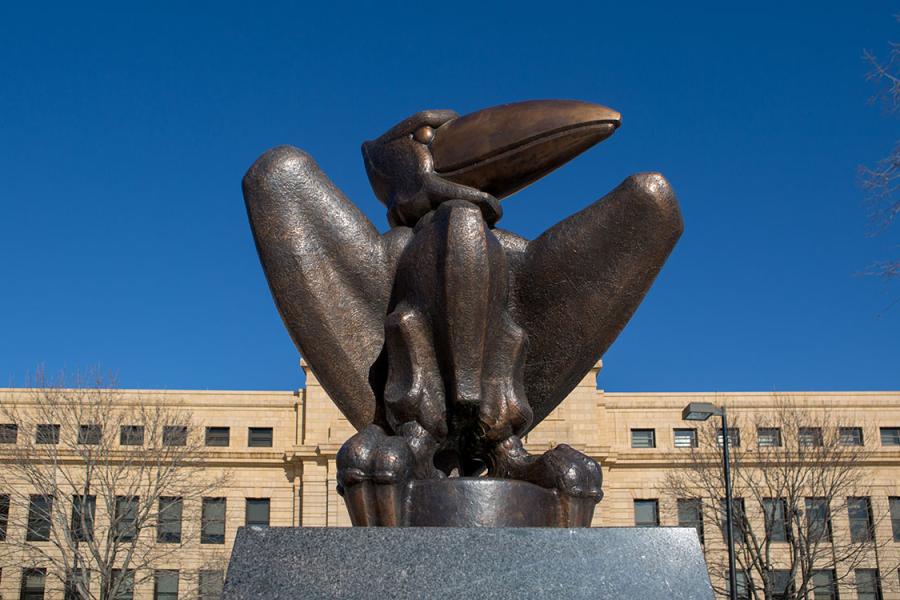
[1,2,897,393]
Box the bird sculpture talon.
[244,99,683,527]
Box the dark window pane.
[812,570,837,600]
[673,428,697,448]
[757,427,782,448]
[717,427,740,447]
[630,429,655,448]
[880,427,900,446]
[35,424,60,445]
[677,498,704,544]
[158,497,183,543]
[107,570,134,600]
[771,570,794,600]
[163,426,188,447]
[65,569,90,600]
[849,497,874,543]
[0,494,9,541]
[77,424,101,445]
[199,570,224,600]
[20,568,46,600]
[154,570,179,600]
[27,495,53,541]
[201,498,226,544]
[246,498,270,527]
[890,497,900,542]
[799,427,824,447]
[0,423,18,444]
[248,427,273,448]
[70,495,96,542]
[634,499,659,527]
[856,569,882,600]
[120,425,144,446]
[720,498,746,544]
[205,427,230,447]
[115,497,139,541]
[763,498,789,542]
[727,571,750,600]
[806,497,832,543]
[840,427,864,446]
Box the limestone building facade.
[0,361,899,599]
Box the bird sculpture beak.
[430,99,621,200]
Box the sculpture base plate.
[402,478,579,526]
[223,526,714,599]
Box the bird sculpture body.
[243,100,683,526]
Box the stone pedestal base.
[223,527,714,599]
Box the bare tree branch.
[664,394,898,600]
[0,368,230,600]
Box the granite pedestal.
[223,526,714,599]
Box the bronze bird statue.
[243,100,683,526]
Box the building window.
[157,497,183,543]
[65,568,90,600]
[673,428,697,448]
[727,570,750,600]
[720,498,746,544]
[717,427,740,447]
[70,495,96,542]
[205,427,230,447]
[799,427,824,447]
[0,423,18,444]
[757,427,782,448]
[20,568,46,600]
[201,498,226,544]
[839,427,864,446]
[248,427,273,448]
[246,498,271,528]
[199,570,224,600]
[107,570,134,600]
[0,494,9,541]
[154,570,179,600]
[633,499,659,527]
[630,429,655,449]
[27,495,53,541]
[763,497,789,542]
[880,427,900,446]
[677,498,704,544]
[77,424,101,445]
[856,569,882,600]
[771,570,795,600]
[811,569,837,600]
[119,426,144,446]
[163,425,188,447]
[890,497,900,541]
[848,497,875,543]
[35,424,60,445]
[114,497,139,542]
[805,497,832,543]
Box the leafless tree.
[0,370,229,599]
[861,19,900,280]
[664,395,898,599]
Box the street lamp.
[682,401,738,600]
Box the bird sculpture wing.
[507,173,683,430]
[242,146,392,430]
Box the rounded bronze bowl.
[402,478,581,527]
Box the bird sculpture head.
[362,99,622,228]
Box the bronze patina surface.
[243,99,683,527]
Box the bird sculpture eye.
[414,125,434,145]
